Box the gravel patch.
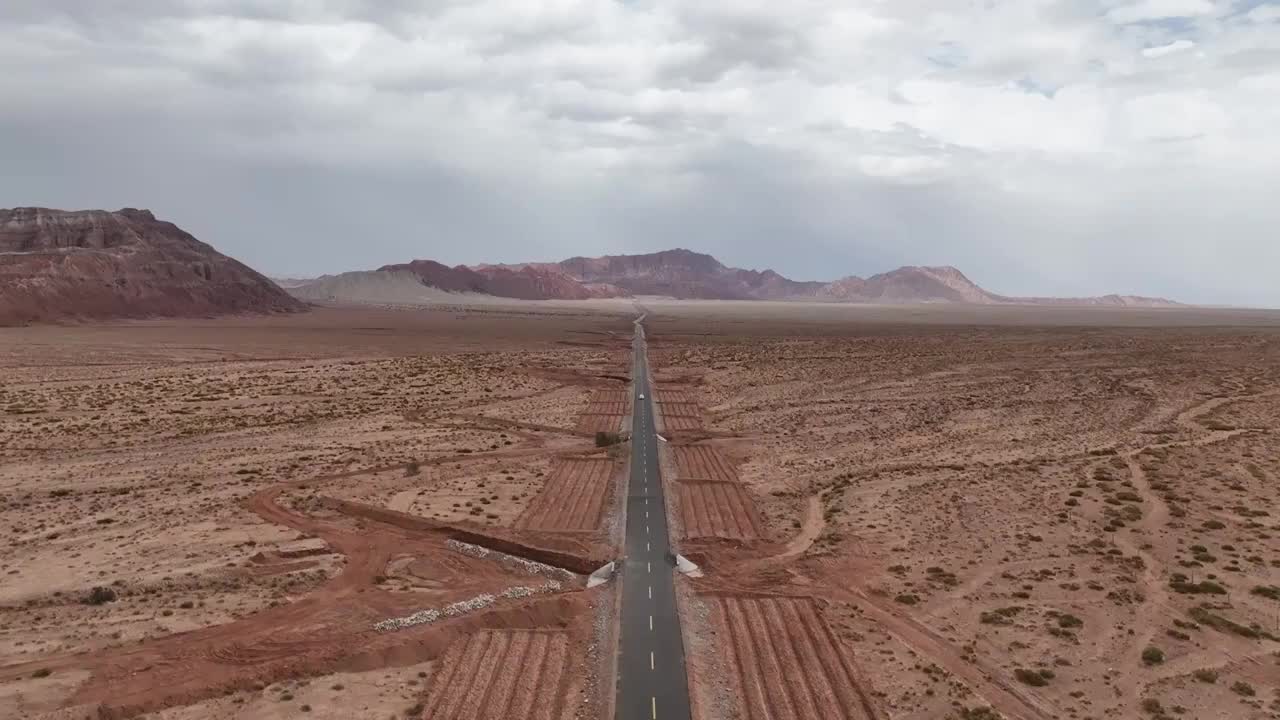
[373,580,563,632]
[445,538,578,582]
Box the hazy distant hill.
[284,248,1181,308]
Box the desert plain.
[2,300,1279,720]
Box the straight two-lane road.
[617,317,692,720]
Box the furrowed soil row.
[676,481,763,540]
[657,401,701,418]
[717,597,877,720]
[516,458,613,532]
[429,631,495,718]
[424,630,571,720]
[656,389,695,404]
[575,413,623,433]
[661,415,702,431]
[585,401,628,415]
[588,389,628,404]
[674,445,738,483]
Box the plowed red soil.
[575,390,628,433]
[576,414,624,433]
[584,401,628,414]
[517,458,615,532]
[656,401,701,418]
[656,389,695,404]
[675,481,765,540]
[673,445,738,483]
[715,595,879,720]
[424,630,573,720]
[660,415,702,431]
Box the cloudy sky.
[2,1,1278,305]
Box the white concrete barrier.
[675,555,702,578]
[587,561,616,588]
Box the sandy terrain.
[6,299,1280,720]
[646,302,1280,720]
[0,305,632,719]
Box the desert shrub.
[85,586,118,605]
[1231,681,1255,697]
[980,607,1022,625]
[1202,520,1226,530]
[31,668,52,678]
[1169,579,1227,595]
[894,593,920,606]
[405,461,420,477]
[957,708,1001,720]
[1013,668,1049,686]
[1189,605,1278,640]
[1193,669,1218,683]
[1141,646,1165,665]
[1140,698,1163,714]
[1057,614,1084,629]
[595,431,622,448]
[1252,585,1280,600]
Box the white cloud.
[1125,91,1230,141]
[857,154,948,181]
[1107,0,1218,24]
[1247,4,1280,23]
[1142,39,1197,57]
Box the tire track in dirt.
[1106,389,1276,702]
[834,586,1053,720]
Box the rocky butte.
[0,208,305,325]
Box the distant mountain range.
[0,207,1184,327]
[287,248,1181,308]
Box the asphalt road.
[616,318,693,720]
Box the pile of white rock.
[445,539,577,582]
[373,580,564,632]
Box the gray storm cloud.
[1,0,1278,305]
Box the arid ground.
[0,304,635,719]
[645,301,1280,720]
[3,300,1280,720]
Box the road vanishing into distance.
[617,316,693,720]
